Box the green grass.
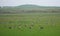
[0,13,60,36]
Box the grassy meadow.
[0,13,60,36]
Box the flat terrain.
[0,13,60,36]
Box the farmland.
[0,13,60,36]
[0,4,60,36]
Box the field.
[0,13,60,36]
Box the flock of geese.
[8,24,44,30]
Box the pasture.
[0,13,60,36]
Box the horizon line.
[0,4,60,7]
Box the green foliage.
[0,13,60,36]
[0,5,60,14]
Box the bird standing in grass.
[40,27,44,29]
[9,27,12,29]
[18,24,21,29]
